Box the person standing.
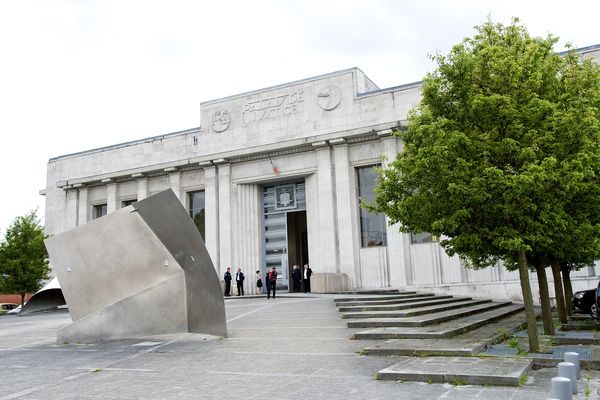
[302,264,313,293]
[255,270,263,295]
[224,266,232,297]
[267,267,278,299]
[291,265,301,292]
[235,268,245,296]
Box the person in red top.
[267,267,278,299]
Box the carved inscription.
[243,91,303,123]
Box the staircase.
[334,290,531,386]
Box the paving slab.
[3,296,600,399]
[341,299,490,319]
[376,356,533,386]
[337,296,469,312]
[347,301,512,328]
[354,303,524,339]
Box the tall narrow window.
[188,191,205,241]
[93,204,107,219]
[357,166,387,247]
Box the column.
[77,187,88,225]
[332,139,361,287]
[312,141,339,273]
[235,184,261,294]
[64,189,78,230]
[203,165,219,270]
[167,168,182,202]
[380,132,413,287]
[106,181,117,214]
[133,173,148,200]
[217,163,232,271]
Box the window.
[188,191,205,240]
[93,204,107,219]
[410,232,435,244]
[357,166,387,247]
[121,199,137,208]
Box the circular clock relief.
[317,85,342,111]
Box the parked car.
[0,303,19,315]
[572,280,600,319]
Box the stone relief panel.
[317,85,342,110]
[243,90,304,123]
[212,110,231,132]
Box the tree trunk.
[551,260,567,324]
[561,263,574,317]
[518,251,539,352]
[20,293,25,307]
[534,259,555,335]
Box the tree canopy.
[369,18,600,351]
[0,210,50,305]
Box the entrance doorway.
[286,211,308,292]
[262,181,307,290]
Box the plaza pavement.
[1,293,600,399]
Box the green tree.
[0,210,50,306]
[369,19,600,352]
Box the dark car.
[573,289,596,314]
[572,280,600,319]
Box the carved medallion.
[213,110,231,132]
[317,85,342,111]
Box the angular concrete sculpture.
[45,189,227,343]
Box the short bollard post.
[551,376,572,400]
[564,352,580,379]
[558,361,578,395]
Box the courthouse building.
[44,44,600,300]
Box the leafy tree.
[0,210,50,306]
[369,19,600,352]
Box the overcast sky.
[0,0,598,235]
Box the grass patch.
[518,374,527,386]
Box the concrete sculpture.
[19,277,66,316]
[45,189,227,343]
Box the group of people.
[223,266,246,297]
[291,264,312,293]
[223,264,313,298]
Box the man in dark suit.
[267,267,278,299]
[302,264,313,293]
[224,266,232,297]
[235,268,245,296]
[291,265,301,292]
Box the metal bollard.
[564,352,580,380]
[550,376,572,400]
[558,361,578,395]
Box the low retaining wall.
[311,273,349,293]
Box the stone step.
[347,301,512,328]
[337,296,467,313]
[376,356,533,386]
[333,292,428,303]
[353,303,524,339]
[341,299,490,319]
[362,311,527,357]
[333,289,402,295]
[334,294,438,306]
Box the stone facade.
[45,45,600,301]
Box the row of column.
[63,135,412,289]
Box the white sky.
[0,0,598,235]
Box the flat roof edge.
[200,67,362,106]
[49,127,201,162]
